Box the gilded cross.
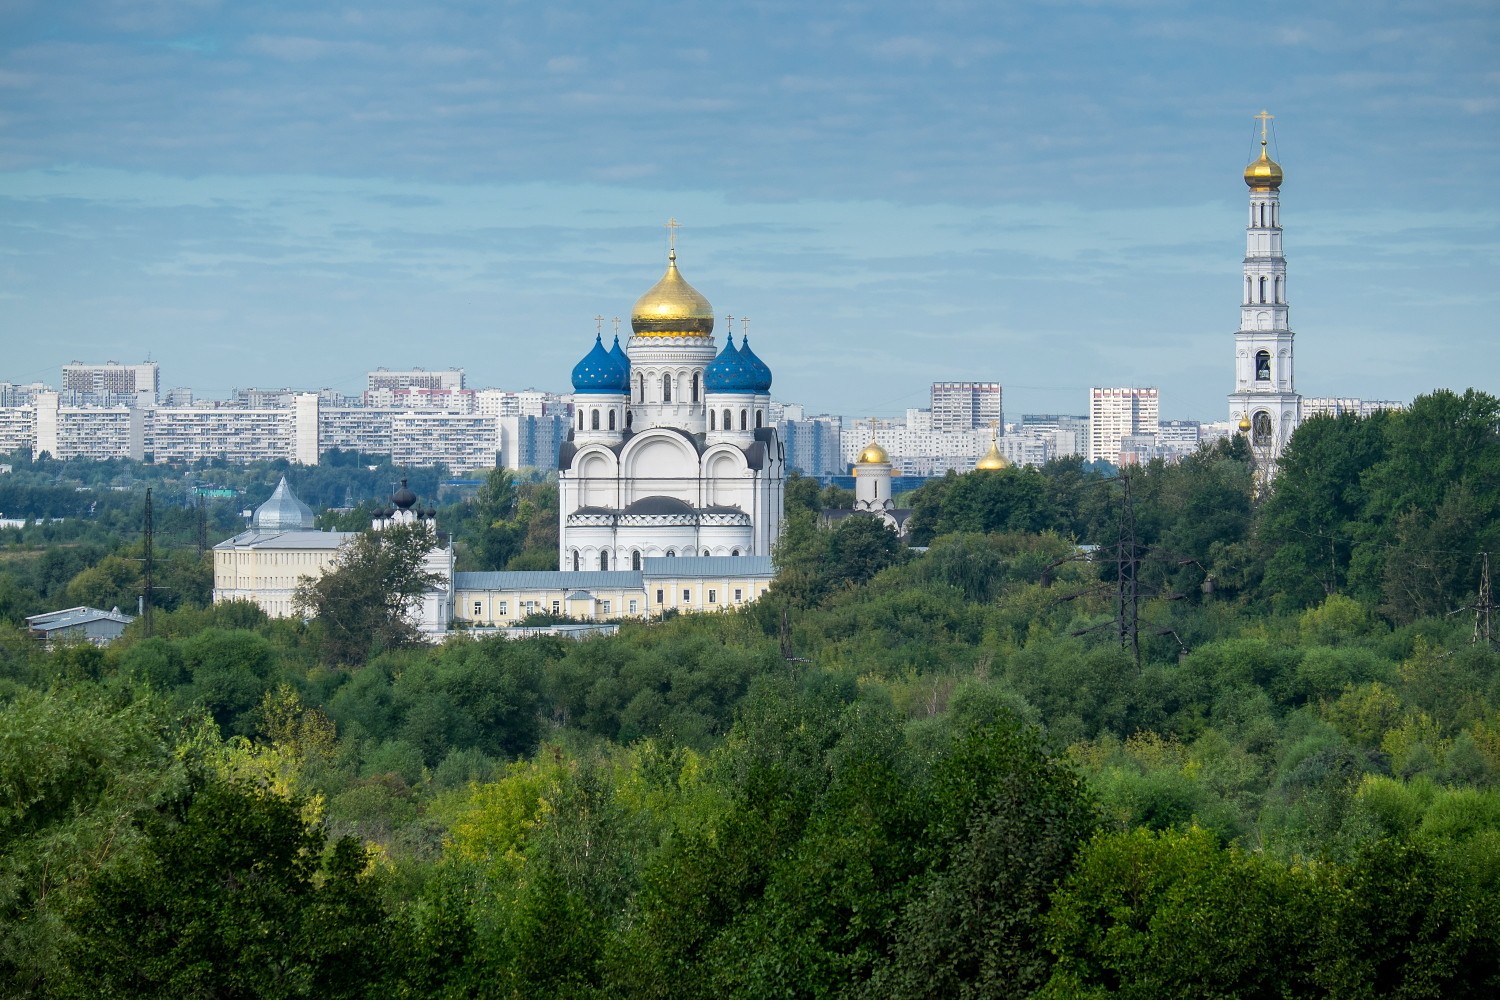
[741,316,750,338]
[664,218,681,251]
[594,314,605,335]
[725,314,734,333]
[612,316,621,337]
[1255,109,1274,142]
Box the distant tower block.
[1227,110,1302,481]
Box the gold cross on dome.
[725,314,734,333]
[612,316,621,336]
[1255,109,1274,142]
[741,316,750,337]
[664,218,681,251]
[594,314,605,335]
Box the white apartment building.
[366,368,466,392]
[1088,387,1160,465]
[1301,397,1404,419]
[62,361,159,402]
[389,411,500,474]
[147,406,304,464]
[930,381,1002,432]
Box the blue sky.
[2,0,1496,420]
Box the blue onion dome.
[607,334,629,376]
[738,336,773,393]
[571,334,629,394]
[704,337,753,393]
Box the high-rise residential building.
[782,414,844,476]
[61,361,159,403]
[930,381,1002,432]
[1227,111,1301,476]
[1088,387,1159,464]
[1301,397,1404,419]
[366,367,465,393]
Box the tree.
[464,469,524,570]
[825,515,903,589]
[294,522,443,666]
[0,689,186,994]
[63,778,391,999]
[1038,826,1320,998]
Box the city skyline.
[2,1,1496,418]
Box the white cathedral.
[1228,111,1302,475]
[557,246,785,570]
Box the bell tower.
[1227,110,1301,481]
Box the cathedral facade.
[557,248,785,572]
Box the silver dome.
[251,476,317,531]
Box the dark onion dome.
[703,336,753,393]
[571,334,630,394]
[737,336,773,393]
[392,479,418,510]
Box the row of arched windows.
[636,371,701,404]
[1252,202,1278,228]
[569,547,745,571]
[578,408,634,431]
[708,408,765,431]
[1246,275,1283,305]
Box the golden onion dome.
[975,439,1009,471]
[857,439,889,465]
[631,250,715,337]
[1238,413,1253,432]
[1244,142,1283,191]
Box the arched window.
[756,410,763,428]
[709,409,716,430]
[740,409,747,430]
[625,410,633,429]
[1246,277,1253,303]
[591,409,600,430]
[1252,411,1273,447]
[600,551,609,570]
[723,409,732,430]
[665,549,675,558]
[1255,350,1271,382]
[1259,276,1267,303]
[632,550,641,570]
[1274,276,1282,303]
[577,411,584,430]
[703,548,710,557]
[608,409,616,430]
[731,548,739,557]
[572,550,580,571]
[692,372,700,402]
[638,374,644,402]
[662,374,672,403]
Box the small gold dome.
[857,439,889,465]
[1238,413,1252,432]
[975,439,1009,471]
[1244,143,1283,191]
[631,250,715,338]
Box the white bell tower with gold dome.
[1227,110,1301,479]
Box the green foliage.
[63,778,390,999]
[294,522,443,666]
[0,688,186,993]
[1040,826,1321,998]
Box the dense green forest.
[2,388,1499,998]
